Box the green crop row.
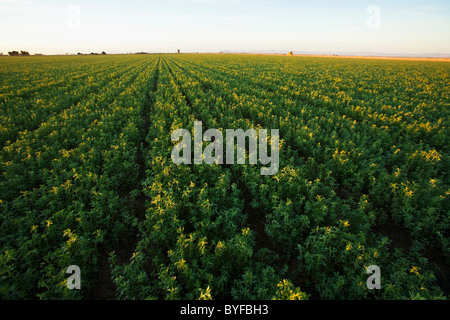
[0,54,448,300]
[1,55,159,299]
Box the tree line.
[7,51,31,56]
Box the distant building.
[177,49,181,54]
[287,51,293,56]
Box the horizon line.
[3,50,450,59]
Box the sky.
[1,0,450,55]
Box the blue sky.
[1,0,449,55]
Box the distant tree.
[8,51,20,56]
[102,51,106,55]
[20,51,30,56]
[77,52,83,55]
[0,52,3,56]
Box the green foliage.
[0,54,448,300]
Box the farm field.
[0,54,449,300]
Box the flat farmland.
[0,54,448,300]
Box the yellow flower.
[198,286,212,300]
[340,220,350,227]
[404,186,414,198]
[168,287,178,294]
[63,229,71,237]
[131,252,140,261]
[46,220,53,227]
[198,239,208,255]
[68,235,77,244]
[410,266,420,275]
[176,259,186,270]
[275,280,306,300]
[216,241,225,251]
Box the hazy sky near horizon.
[1,0,450,55]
